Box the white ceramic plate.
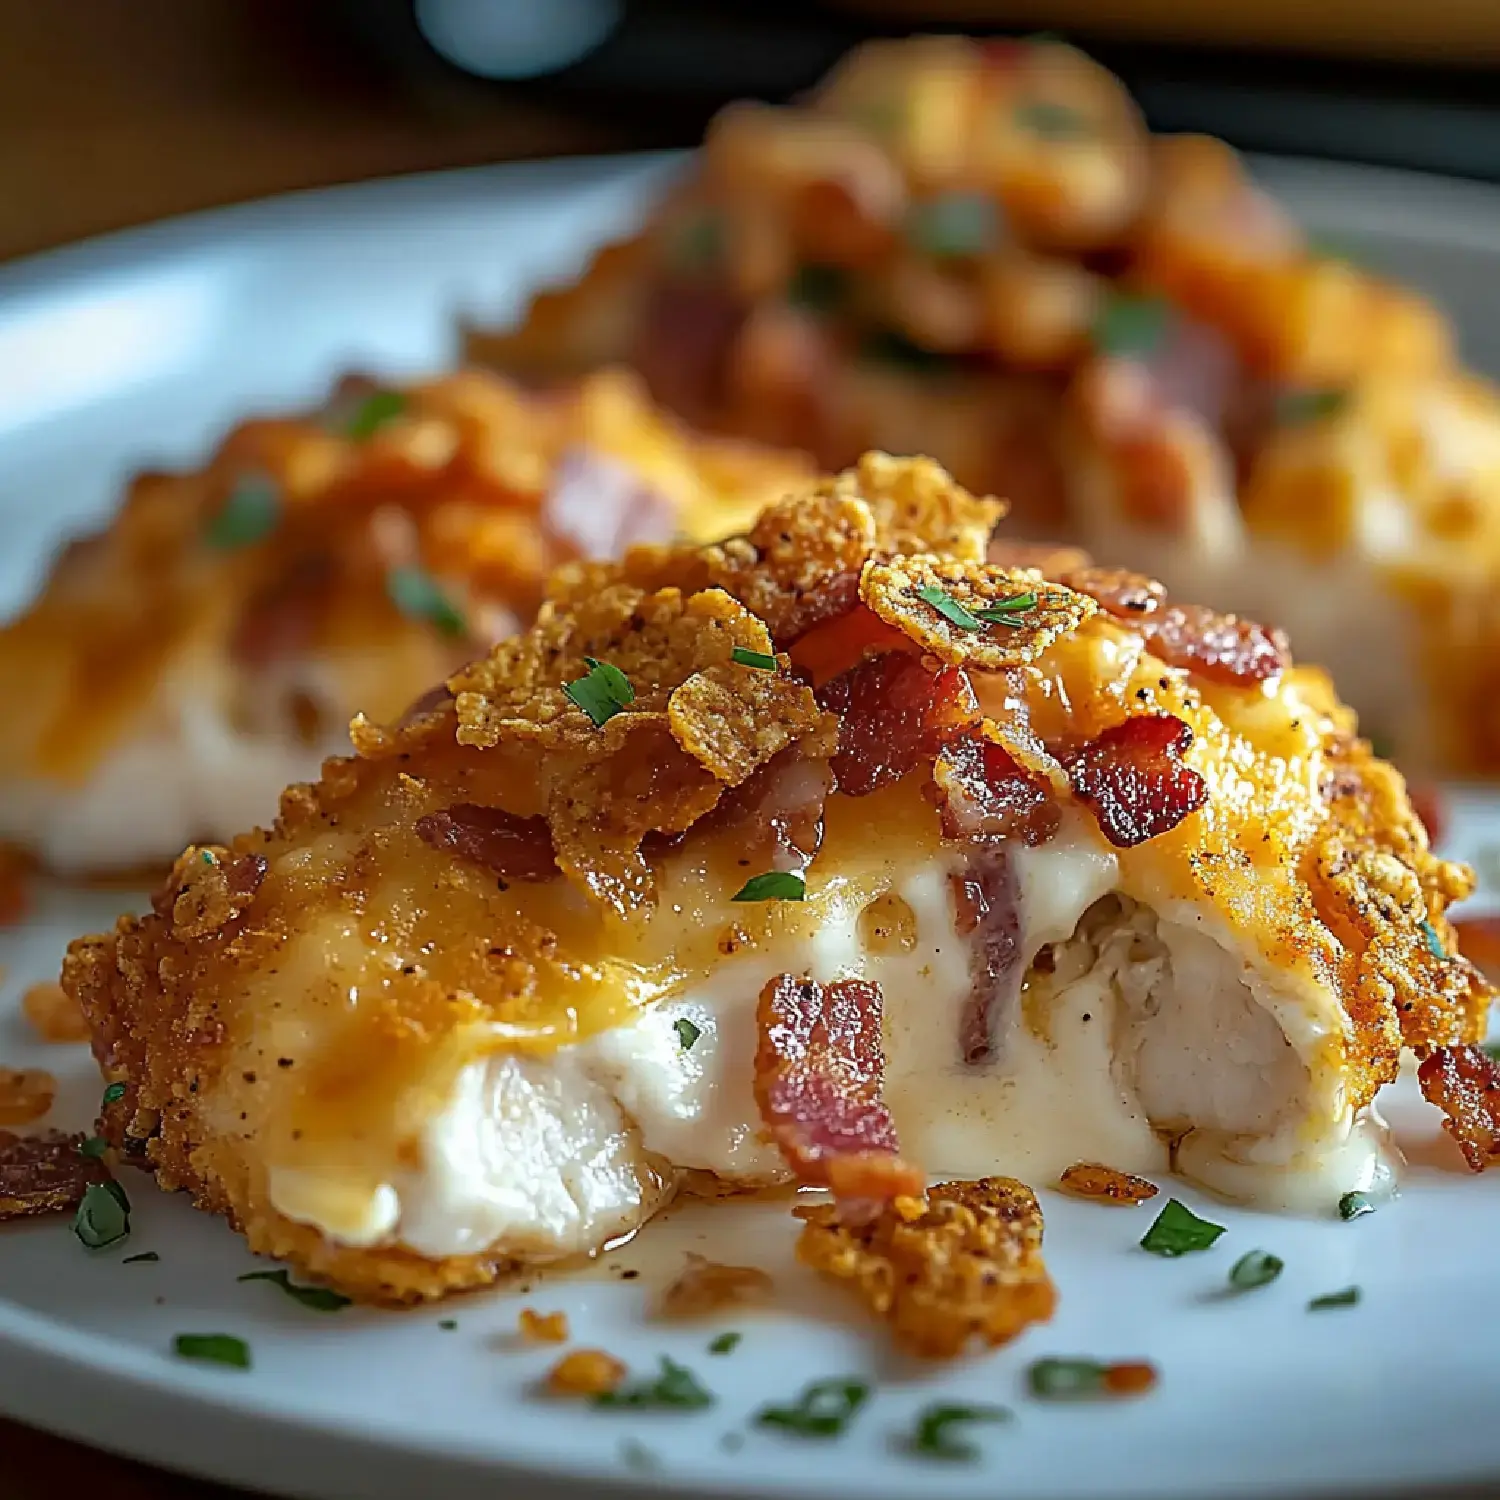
[2,154,1500,1500]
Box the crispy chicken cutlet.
[0,367,807,873]
[64,454,1497,1303]
[465,35,1500,773]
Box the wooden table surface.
[0,2,653,1495]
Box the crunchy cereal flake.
[22,980,91,1043]
[546,1348,627,1397]
[1057,1162,1159,1204]
[860,555,1094,670]
[0,1068,56,1125]
[668,662,828,786]
[518,1308,571,1343]
[796,1177,1056,1359]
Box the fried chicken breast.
[0,367,807,872]
[64,454,1494,1303]
[464,35,1493,773]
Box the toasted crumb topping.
[0,1068,56,1126]
[518,1308,570,1343]
[546,1348,627,1397]
[21,980,90,1043]
[1057,1162,1159,1205]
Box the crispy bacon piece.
[754,972,923,1201]
[230,552,336,669]
[950,851,1023,1066]
[0,1129,107,1221]
[1057,1162,1160,1205]
[1064,714,1208,849]
[1140,603,1289,687]
[1453,916,1500,981]
[543,446,677,560]
[1408,783,1446,846]
[776,572,872,656]
[415,804,560,883]
[154,848,268,939]
[817,652,977,797]
[795,1177,1057,1359]
[1060,566,1165,620]
[1418,1044,1500,1171]
[694,746,833,870]
[933,730,1061,848]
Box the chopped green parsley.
[904,1402,1011,1461]
[731,647,778,671]
[1139,1198,1226,1257]
[594,1356,714,1410]
[1308,1286,1361,1310]
[238,1268,351,1312]
[386,565,466,638]
[72,1181,129,1250]
[674,1018,702,1052]
[1227,1249,1284,1291]
[174,1333,251,1369]
[1338,1190,1378,1221]
[731,871,806,903]
[1014,99,1092,140]
[123,1251,160,1264]
[344,389,407,441]
[79,1136,109,1160]
[102,1082,126,1105]
[906,192,1000,259]
[205,475,280,550]
[1093,293,1172,360]
[708,1331,742,1356]
[1420,919,1448,961]
[755,1377,870,1438]
[1027,1358,1108,1399]
[564,657,635,728]
[1274,388,1349,426]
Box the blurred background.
[2,0,1497,265]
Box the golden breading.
[0,366,810,860]
[61,454,1496,1305]
[795,1179,1057,1358]
[859,555,1095,670]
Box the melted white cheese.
[268,810,1395,1260]
[0,677,343,871]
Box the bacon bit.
[545,1348,627,1398]
[518,1308,570,1344]
[0,844,29,927]
[158,847,268,939]
[1453,916,1500,980]
[1064,714,1208,849]
[785,597,911,684]
[950,851,1022,1066]
[0,1068,56,1125]
[415,804,559,882]
[754,973,923,1201]
[657,1252,774,1319]
[543,446,676,560]
[1140,603,1289,687]
[695,747,832,871]
[817,652,977,797]
[0,1130,108,1221]
[21,981,91,1044]
[1408,783,1446,846]
[932,730,1060,847]
[1102,1361,1159,1396]
[1057,1162,1160,1205]
[230,551,334,670]
[1417,1044,1500,1171]
[796,1177,1057,1359]
[1060,566,1165,619]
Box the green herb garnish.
[756,1377,870,1438]
[102,1082,126,1105]
[1420,919,1448,961]
[564,657,635,728]
[1027,1358,1107,1399]
[1274,388,1349,426]
[1228,1249,1284,1291]
[1484,1041,1500,1061]
[1140,1197,1226,1257]
[731,647,778,671]
[438,1318,458,1330]
[905,1402,1012,1461]
[917,585,985,632]
[671,211,725,272]
[1308,1286,1361,1310]
[732,871,806,902]
[174,1333,251,1370]
[787,264,850,313]
[205,475,280,550]
[238,1268,351,1312]
[674,1018,702,1051]
[708,1331,742,1355]
[123,1251,160,1264]
[906,192,1000,259]
[975,591,1038,627]
[1094,293,1172,360]
[344,389,407,441]
[72,1182,129,1250]
[386,565,466,638]
[79,1136,109,1159]
[594,1356,714,1410]
[1338,1190,1377,1221]
[1014,100,1092,140]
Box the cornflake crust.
[0,1130,107,1221]
[59,451,1499,1306]
[796,1178,1058,1359]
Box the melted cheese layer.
[268,814,1395,1259]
